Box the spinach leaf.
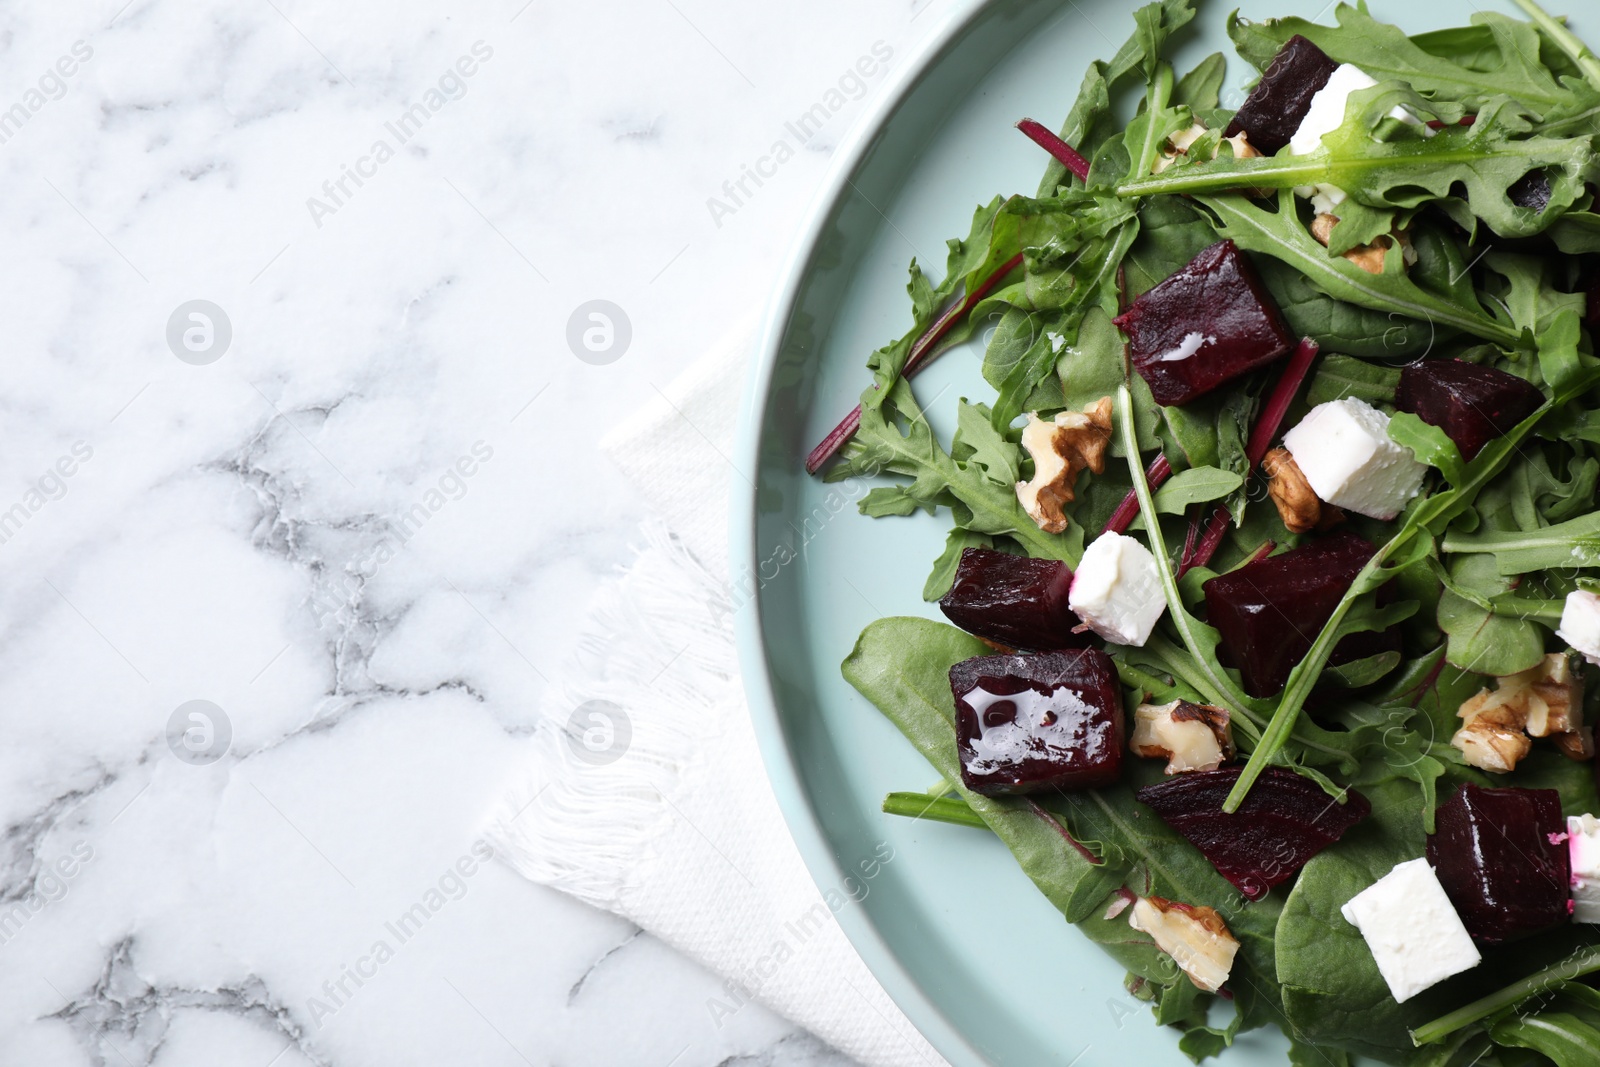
[1275,778,1435,1060]
[843,617,1129,923]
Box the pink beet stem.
[1180,338,1320,575]
[804,251,1026,474]
[1246,338,1319,468]
[1016,118,1092,182]
[1105,454,1172,536]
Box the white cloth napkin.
[491,323,947,1067]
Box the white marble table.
[0,0,965,1064]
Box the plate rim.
[729,2,1009,1064]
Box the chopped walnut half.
[1310,213,1418,275]
[1262,448,1323,534]
[1016,397,1113,534]
[1131,700,1235,774]
[1225,133,1261,160]
[1153,123,1210,174]
[1128,896,1239,993]
[1453,715,1532,773]
[1557,727,1596,761]
[1453,654,1587,771]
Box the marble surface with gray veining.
[0,0,957,1063]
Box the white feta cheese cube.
[1340,857,1481,1003]
[1289,64,1430,216]
[1568,814,1600,923]
[1558,590,1600,666]
[1282,398,1427,520]
[1068,532,1166,647]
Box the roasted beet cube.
[1112,240,1294,407]
[939,548,1089,651]
[950,649,1123,795]
[1426,785,1571,944]
[1223,35,1341,156]
[1203,531,1398,698]
[1396,359,1545,461]
[1137,766,1370,899]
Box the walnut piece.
[1262,448,1324,534]
[1153,123,1210,174]
[1128,896,1239,993]
[1131,700,1235,774]
[1309,213,1417,275]
[1015,397,1113,534]
[1452,717,1532,773]
[1452,653,1588,771]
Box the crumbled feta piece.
[1341,858,1480,1003]
[1131,700,1234,774]
[1282,398,1427,520]
[1569,815,1600,923]
[1289,64,1430,214]
[1128,896,1239,993]
[1068,532,1167,646]
[1558,590,1600,666]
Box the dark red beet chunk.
[1203,531,1398,698]
[1223,35,1341,156]
[1396,359,1545,461]
[950,649,1123,796]
[1112,240,1294,407]
[1137,766,1370,900]
[939,548,1089,651]
[1426,785,1571,944]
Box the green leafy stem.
[1412,945,1600,1045]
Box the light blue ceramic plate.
[731,2,1579,1063]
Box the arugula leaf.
[1194,192,1521,346]
[1036,0,1199,195]
[922,528,992,601]
[1436,553,1548,676]
[1489,1012,1600,1066]
[1443,511,1600,574]
[834,380,1083,564]
[975,193,1141,430]
[1121,92,1596,244]
[1224,310,1593,812]
[1149,466,1244,512]
[1389,411,1468,485]
[1226,4,1571,111]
